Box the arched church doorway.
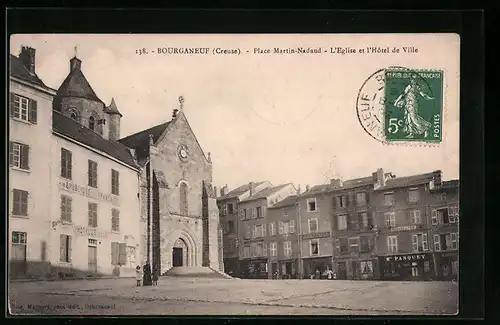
[172,238,188,267]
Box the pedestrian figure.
[315,268,320,280]
[152,267,159,286]
[143,262,152,286]
[327,268,334,280]
[135,265,142,287]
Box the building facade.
[238,183,296,279]
[216,181,272,276]
[266,195,299,279]
[9,47,57,278]
[429,180,459,280]
[9,47,143,279]
[372,169,442,281]
[298,183,336,279]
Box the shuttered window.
[88,160,98,188]
[10,93,37,124]
[111,209,120,232]
[61,148,72,179]
[9,142,29,170]
[12,189,28,216]
[88,202,98,228]
[60,195,72,222]
[111,169,120,195]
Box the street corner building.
[8,46,223,280]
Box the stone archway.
[162,229,200,273]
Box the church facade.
[120,103,223,274]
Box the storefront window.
[424,261,430,272]
[452,260,459,275]
[360,261,373,274]
[411,262,419,276]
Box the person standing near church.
[135,265,142,287]
[152,267,159,286]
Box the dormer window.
[89,116,96,131]
[68,108,80,122]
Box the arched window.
[89,116,95,131]
[68,108,80,121]
[70,112,78,120]
[180,182,188,215]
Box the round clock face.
[178,145,189,161]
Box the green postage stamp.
[356,67,444,145]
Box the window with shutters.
[180,182,188,215]
[337,195,348,208]
[88,202,98,228]
[289,220,295,234]
[310,239,319,256]
[361,212,372,229]
[256,206,262,218]
[60,148,72,179]
[256,242,263,256]
[240,209,247,220]
[243,245,250,259]
[348,214,360,231]
[10,93,37,123]
[410,210,422,224]
[384,192,395,206]
[283,208,288,217]
[111,169,120,195]
[307,198,317,212]
[60,235,72,263]
[9,142,30,170]
[284,241,292,257]
[127,246,137,268]
[252,207,257,219]
[433,234,441,251]
[270,242,277,257]
[360,236,371,253]
[60,195,72,223]
[269,222,276,236]
[12,189,28,216]
[356,192,367,206]
[447,206,459,223]
[348,237,360,254]
[11,231,27,261]
[227,220,234,234]
[408,188,420,203]
[308,218,318,233]
[337,214,348,230]
[387,235,398,253]
[412,233,428,252]
[227,203,234,214]
[88,160,98,188]
[245,225,252,239]
[111,209,120,232]
[111,242,127,265]
[384,212,396,227]
[336,237,348,254]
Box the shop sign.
[73,225,110,238]
[390,225,417,232]
[59,179,120,206]
[384,253,428,262]
[302,231,330,240]
[440,251,458,258]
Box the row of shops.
[224,251,458,281]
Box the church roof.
[52,110,138,169]
[56,57,104,104]
[10,54,48,88]
[118,121,171,162]
[106,97,122,116]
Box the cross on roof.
[74,45,78,58]
[179,96,184,110]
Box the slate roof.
[431,179,459,192]
[378,172,436,191]
[10,54,48,89]
[217,181,268,200]
[269,195,298,209]
[118,122,171,162]
[53,110,138,169]
[56,58,104,104]
[241,183,293,203]
[106,98,122,116]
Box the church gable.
[154,111,210,166]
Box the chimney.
[330,178,342,188]
[70,56,82,72]
[172,109,179,119]
[372,168,386,188]
[249,182,256,196]
[220,185,228,197]
[213,186,218,198]
[296,185,302,195]
[19,46,36,74]
[433,170,443,187]
[305,184,310,192]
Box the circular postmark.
[356,66,438,144]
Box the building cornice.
[10,76,57,96]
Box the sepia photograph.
[8,33,460,316]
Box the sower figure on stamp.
[393,74,434,139]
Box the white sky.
[10,34,460,191]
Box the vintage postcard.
[8,33,459,316]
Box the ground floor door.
[172,247,183,267]
[337,261,347,280]
[271,262,278,279]
[88,246,97,273]
[11,241,27,277]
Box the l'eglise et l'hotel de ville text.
[8,46,223,280]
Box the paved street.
[8,277,458,316]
